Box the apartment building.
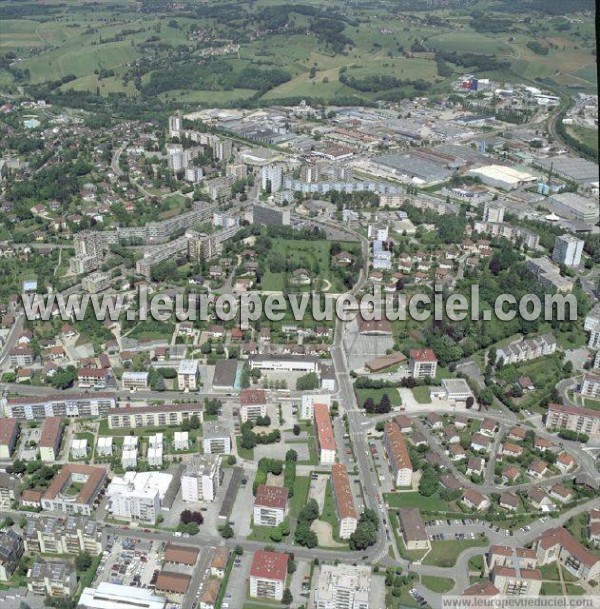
[314,403,336,464]
[581,372,600,399]
[409,349,438,379]
[315,564,372,609]
[202,421,231,454]
[496,334,557,367]
[41,464,107,516]
[491,566,542,596]
[249,551,288,601]
[23,516,102,556]
[181,455,222,503]
[552,234,584,267]
[474,221,540,249]
[249,354,320,373]
[107,403,204,430]
[0,472,20,508]
[544,403,600,438]
[240,389,267,423]
[122,371,150,391]
[28,558,77,598]
[331,464,358,539]
[383,421,412,487]
[0,529,23,582]
[534,527,600,582]
[81,271,111,293]
[1,392,116,420]
[0,417,19,459]
[8,346,34,367]
[70,438,88,460]
[106,472,173,524]
[253,485,289,527]
[487,545,538,572]
[300,393,331,420]
[252,204,291,226]
[40,417,63,462]
[178,359,200,391]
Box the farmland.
[0,0,594,105]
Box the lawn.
[428,31,512,55]
[247,524,281,543]
[422,539,488,567]
[540,562,560,581]
[289,476,310,519]
[411,386,431,404]
[319,480,341,540]
[355,387,402,409]
[421,575,454,593]
[541,582,564,596]
[384,492,449,512]
[235,436,254,461]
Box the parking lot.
[223,551,252,609]
[229,471,256,537]
[95,537,162,589]
[288,559,311,608]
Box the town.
[0,1,599,609]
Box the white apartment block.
[482,202,505,224]
[315,564,372,609]
[122,372,150,391]
[409,349,438,379]
[552,234,584,267]
[581,373,600,399]
[121,449,137,470]
[261,164,283,193]
[96,436,112,457]
[202,421,231,454]
[147,447,163,467]
[496,334,556,366]
[173,431,189,451]
[70,439,88,460]
[300,393,331,420]
[181,455,222,503]
[178,360,200,391]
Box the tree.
[286,449,298,462]
[234,545,244,555]
[227,455,237,465]
[465,396,475,409]
[270,528,283,542]
[418,467,439,497]
[282,588,293,605]
[75,552,92,572]
[221,524,234,539]
[296,372,320,391]
[292,424,301,436]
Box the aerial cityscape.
[0,1,598,609]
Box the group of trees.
[349,509,379,551]
[178,510,203,535]
[240,421,281,451]
[362,394,392,414]
[294,499,319,548]
[296,372,320,391]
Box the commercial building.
[1,393,116,420]
[314,403,336,464]
[212,359,239,391]
[240,389,267,423]
[300,393,331,420]
[181,455,222,502]
[253,485,288,527]
[106,471,173,524]
[383,421,413,487]
[552,235,584,267]
[331,463,358,539]
[28,558,77,598]
[544,403,600,438]
[409,349,438,379]
[155,572,191,601]
[468,165,537,191]
[534,527,600,582]
[122,371,150,391]
[249,551,288,601]
[107,403,204,430]
[430,378,474,406]
[250,354,320,373]
[0,417,19,459]
[24,516,102,556]
[315,564,372,609]
[0,529,24,582]
[178,359,200,391]
[547,192,600,223]
[40,417,63,462]
[78,582,167,609]
[398,508,431,551]
[41,464,107,516]
[164,544,199,567]
[202,420,231,454]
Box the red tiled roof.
[249,551,288,582]
[538,527,599,568]
[384,421,412,472]
[254,485,288,510]
[409,348,437,362]
[0,418,18,446]
[240,389,266,406]
[314,403,336,452]
[40,417,62,448]
[331,463,357,521]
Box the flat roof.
[78,582,166,609]
[178,359,199,374]
[398,507,429,542]
[213,359,239,388]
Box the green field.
[355,387,402,409]
[422,538,488,567]
[411,386,432,404]
[428,31,512,55]
[421,575,455,593]
[385,492,449,512]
